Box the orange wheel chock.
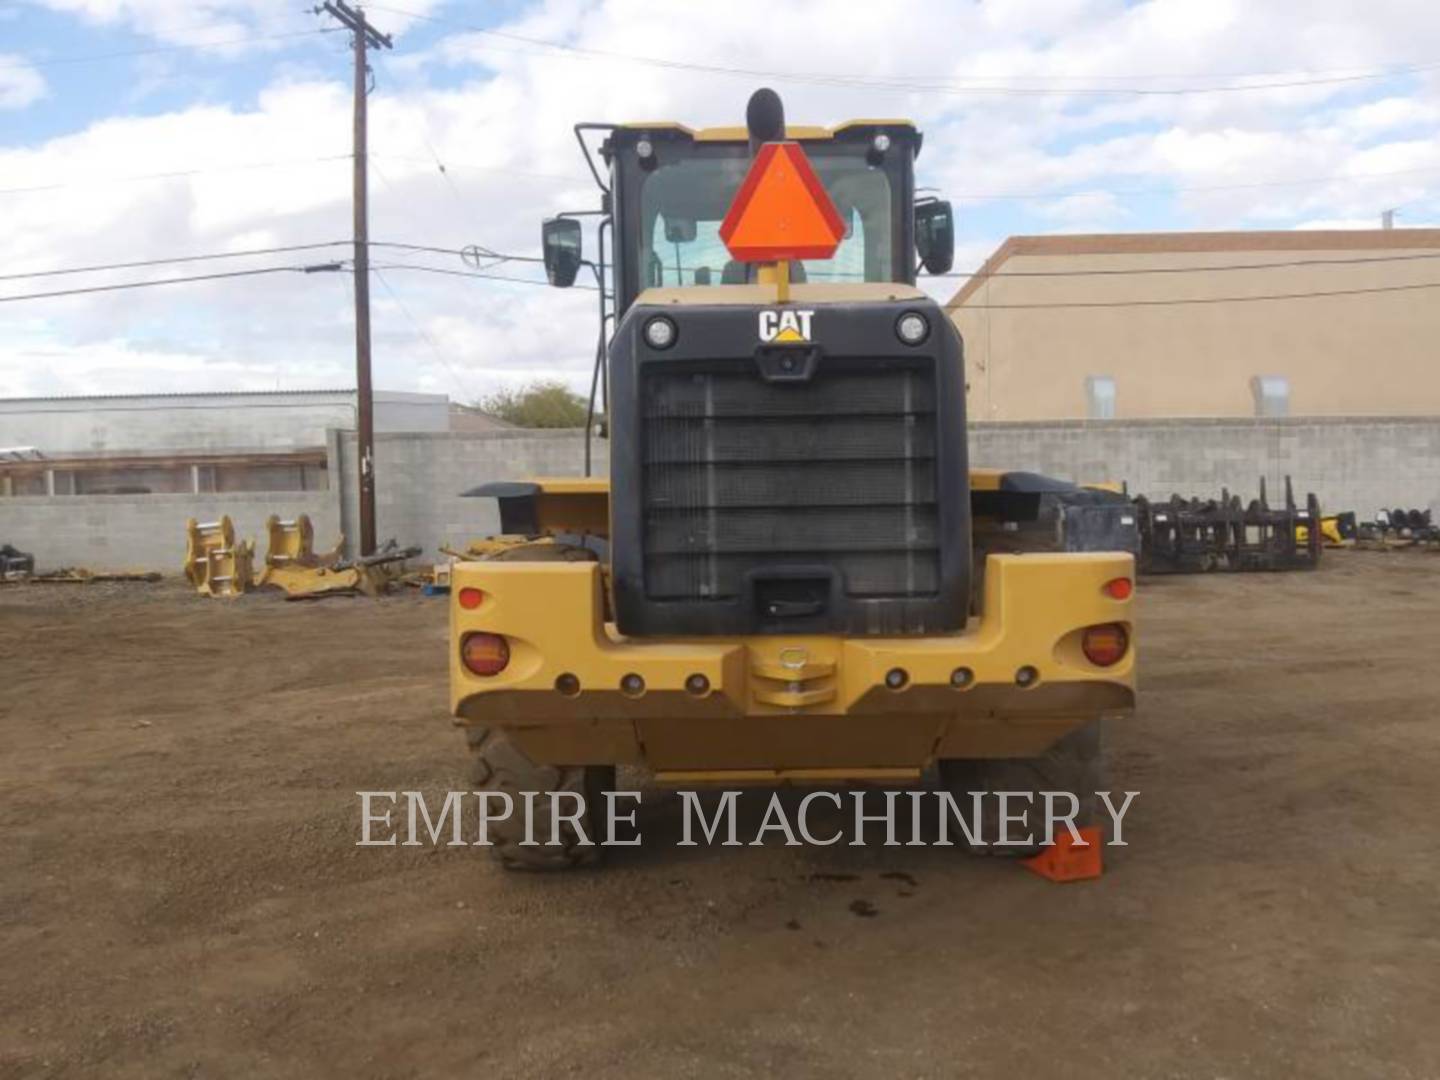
[1022,825,1104,883]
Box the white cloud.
[4,0,1440,400]
[1295,215,1440,230]
[28,0,445,49]
[1034,191,1127,226]
[1329,96,1440,137]
[0,54,46,108]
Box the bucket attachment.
[262,514,341,568]
[183,516,255,597]
[264,538,421,600]
[256,514,345,595]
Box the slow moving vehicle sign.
[718,141,846,262]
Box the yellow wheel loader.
[450,90,1136,869]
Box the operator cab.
[542,117,954,311]
[536,91,968,639]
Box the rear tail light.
[457,586,485,610]
[1102,577,1133,600]
[461,632,510,676]
[1081,623,1129,667]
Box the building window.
[1085,375,1116,419]
[0,458,327,496]
[1251,376,1289,418]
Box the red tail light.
[1102,577,1133,600]
[1081,623,1129,667]
[457,586,485,610]
[461,632,510,676]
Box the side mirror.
[914,198,954,276]
[542,217,583,288]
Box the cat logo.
[758,309,815,344]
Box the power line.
[936,248,1440,280]
[0,27,338,70]
[371,153,586,185]
[372,267,477,401]
[385,241,1440,280]
[368,54,475,212]
[3,254,1438,308]
[7,152,1427,203]
[955,165,1440,203]
[368,4,1440,97]
[372,263,595,289]
[10,237,1440,291]
[0,242,350,282]
[0,265,340,303]
[0,153,353,197]
[0,240,532,284]
[954,279,1440,309]
[372,240,469,258]
[831,59,1440,84]
[372,240,545,264]
[377,263,1440,305]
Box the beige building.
[945,228,1440,421]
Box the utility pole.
[318,0,391,555]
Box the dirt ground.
[2,553,1439,1079]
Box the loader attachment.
[1135,476,1322,574]
[255,514,345,594]
[183,516,255,598]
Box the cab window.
[635,151,893,289]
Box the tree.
[477,380,589,429]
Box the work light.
[644,316,677,349]
[896,311,929,345]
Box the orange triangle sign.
[718,142,846,263]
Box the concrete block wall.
[0,492,340,573]
[7,418,1436,573]
[968,416,1440,516]
[336,429,603,560]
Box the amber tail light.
[1081,623,1129,667]
[461,632,510,676]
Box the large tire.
[465,726,615,871]
[938,721,1103,855]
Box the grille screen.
[641,361,939,602]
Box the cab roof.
[613,119,922,155]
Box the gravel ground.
[2,553,1438,1078]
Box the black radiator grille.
[640,361,939,601]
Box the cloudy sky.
[2,0,1438,402]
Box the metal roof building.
[0,389,448,496]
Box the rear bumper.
[450,553,1136,773]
